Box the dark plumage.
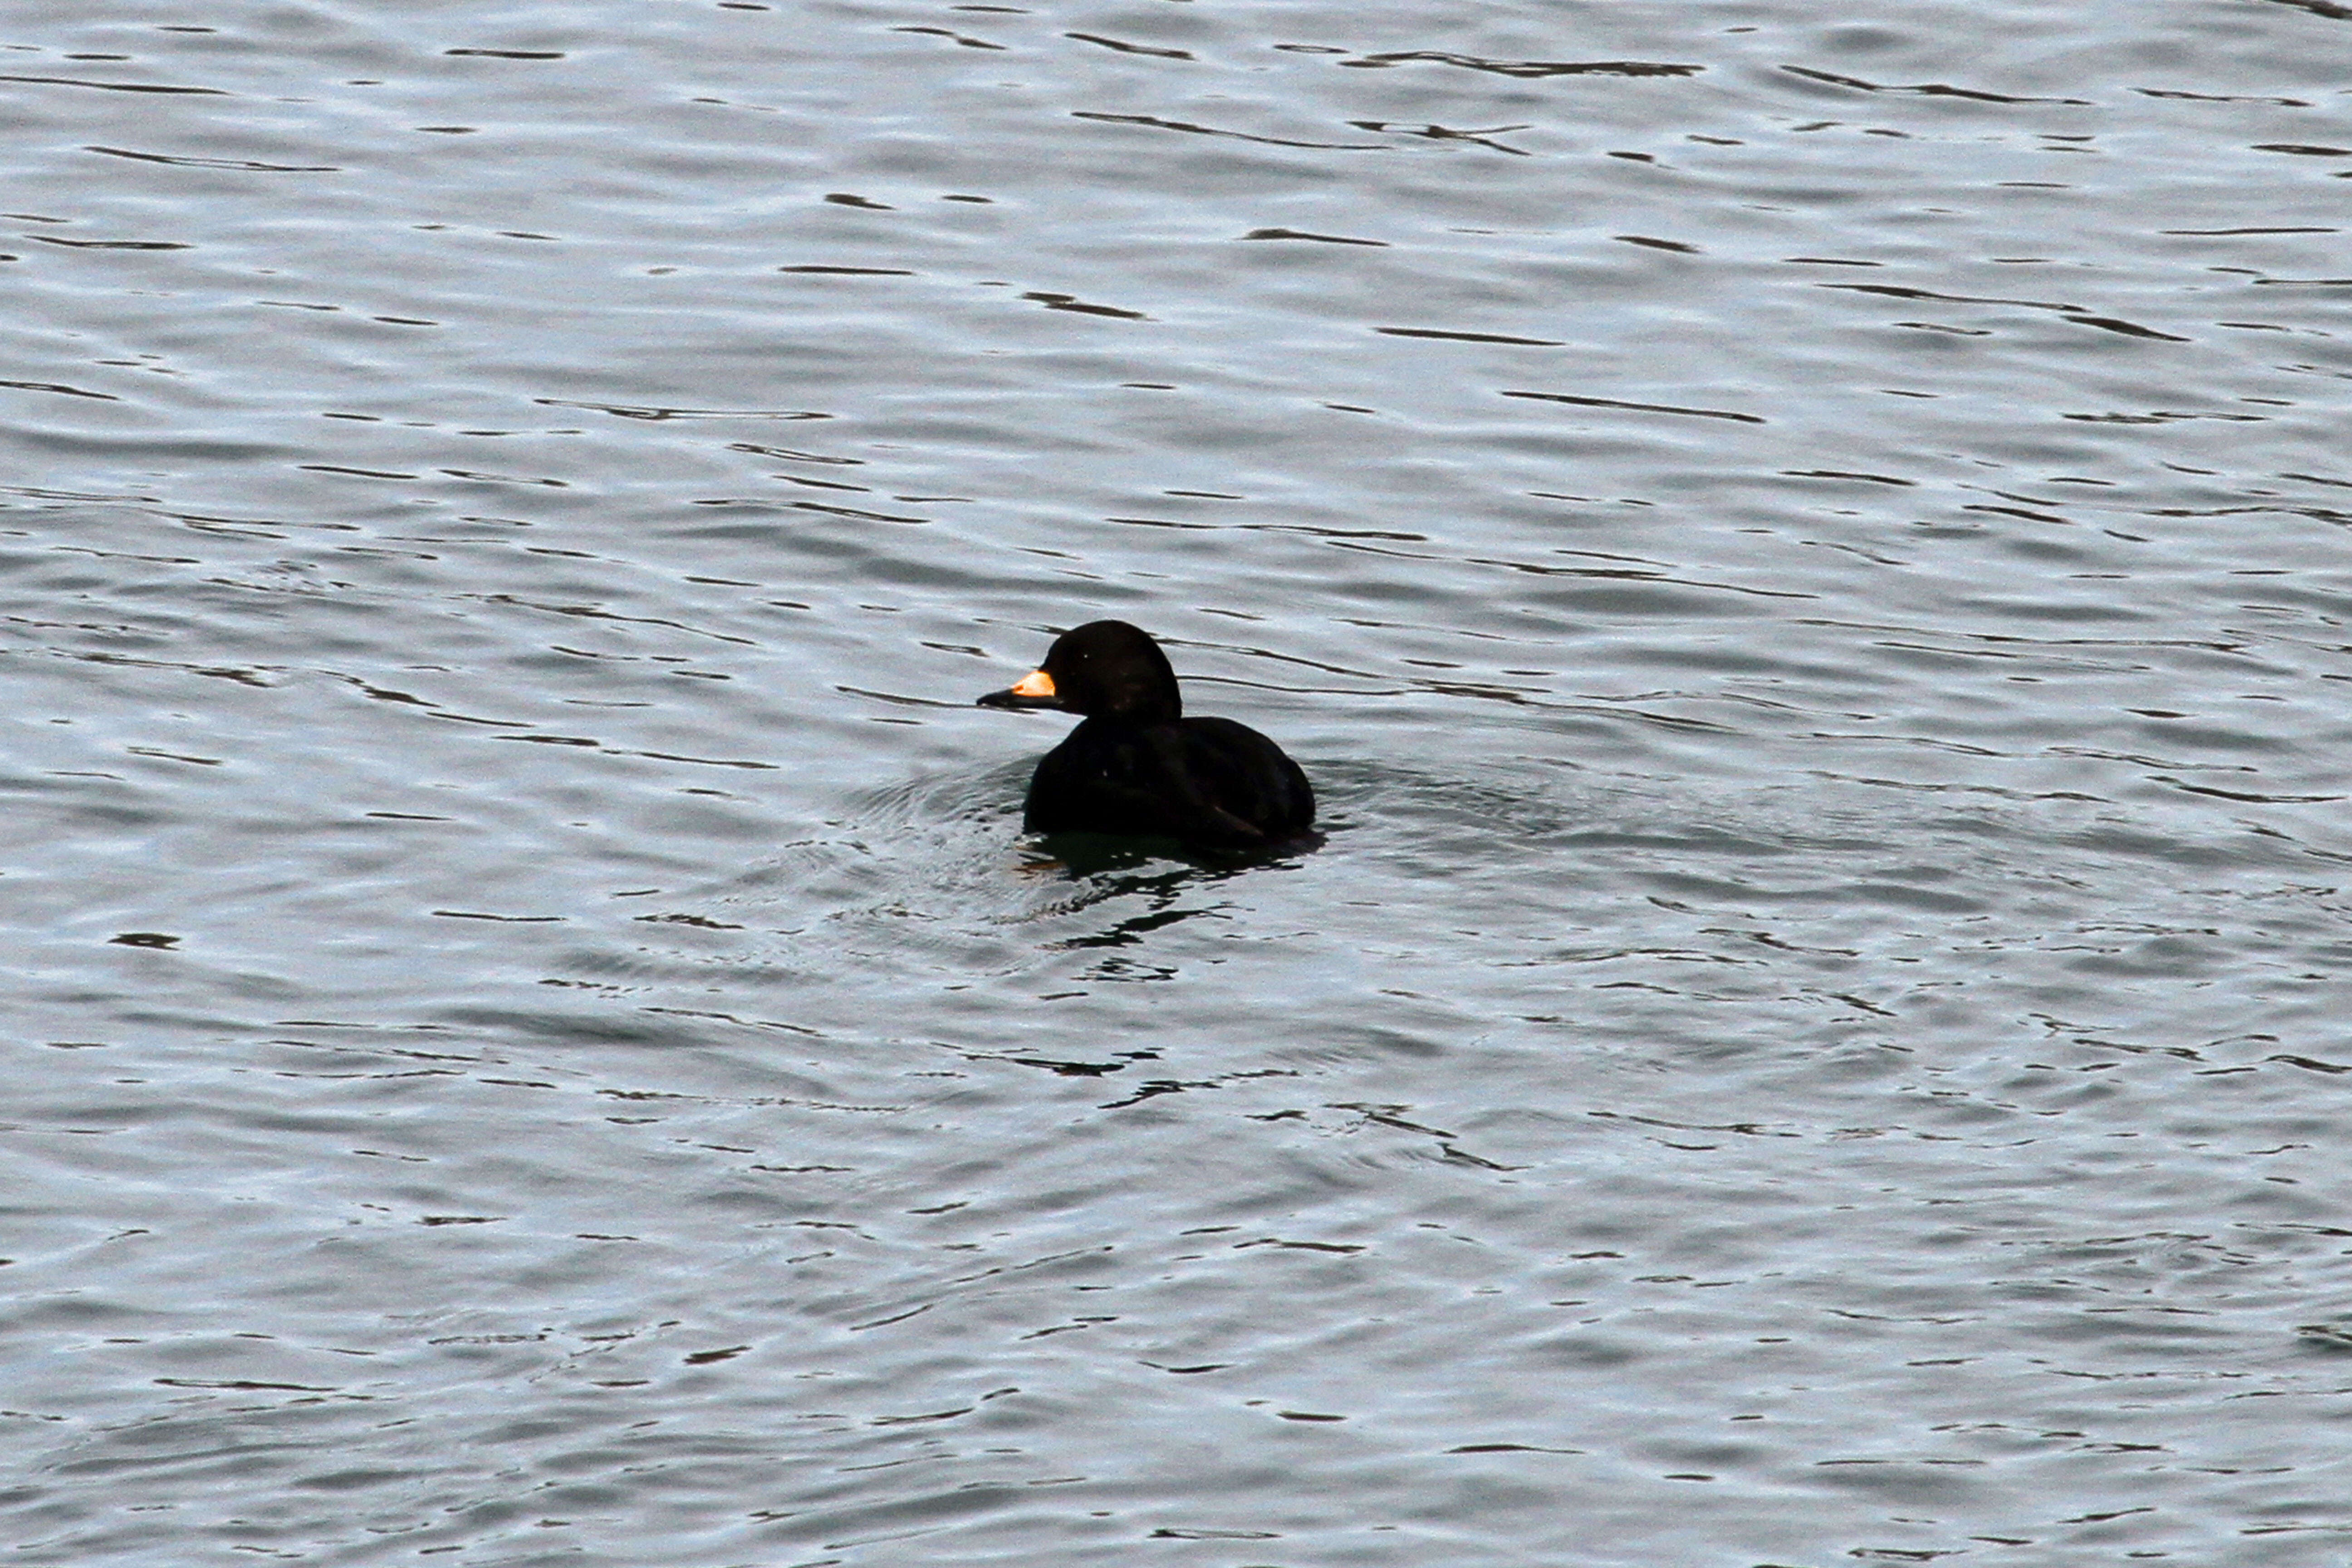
[976,620,1315,848]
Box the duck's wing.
[1175,718,1315,841]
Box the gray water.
[5,1,2352,1563]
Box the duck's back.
[1026,715,1314,847]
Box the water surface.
[5,1,2352,1563]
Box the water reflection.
[8,0,2352,1562]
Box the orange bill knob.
[976,665,1065,710]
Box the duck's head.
[977,620,1181,723]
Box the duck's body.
[977,621,1314,849]
[1023,711,1312,845]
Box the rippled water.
[6,1,2352,1563]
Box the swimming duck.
[976,620,1315,848]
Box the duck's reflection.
[1015,831,1321,958]
[1022,848,1231,955]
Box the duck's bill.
[976,667,1063,710]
